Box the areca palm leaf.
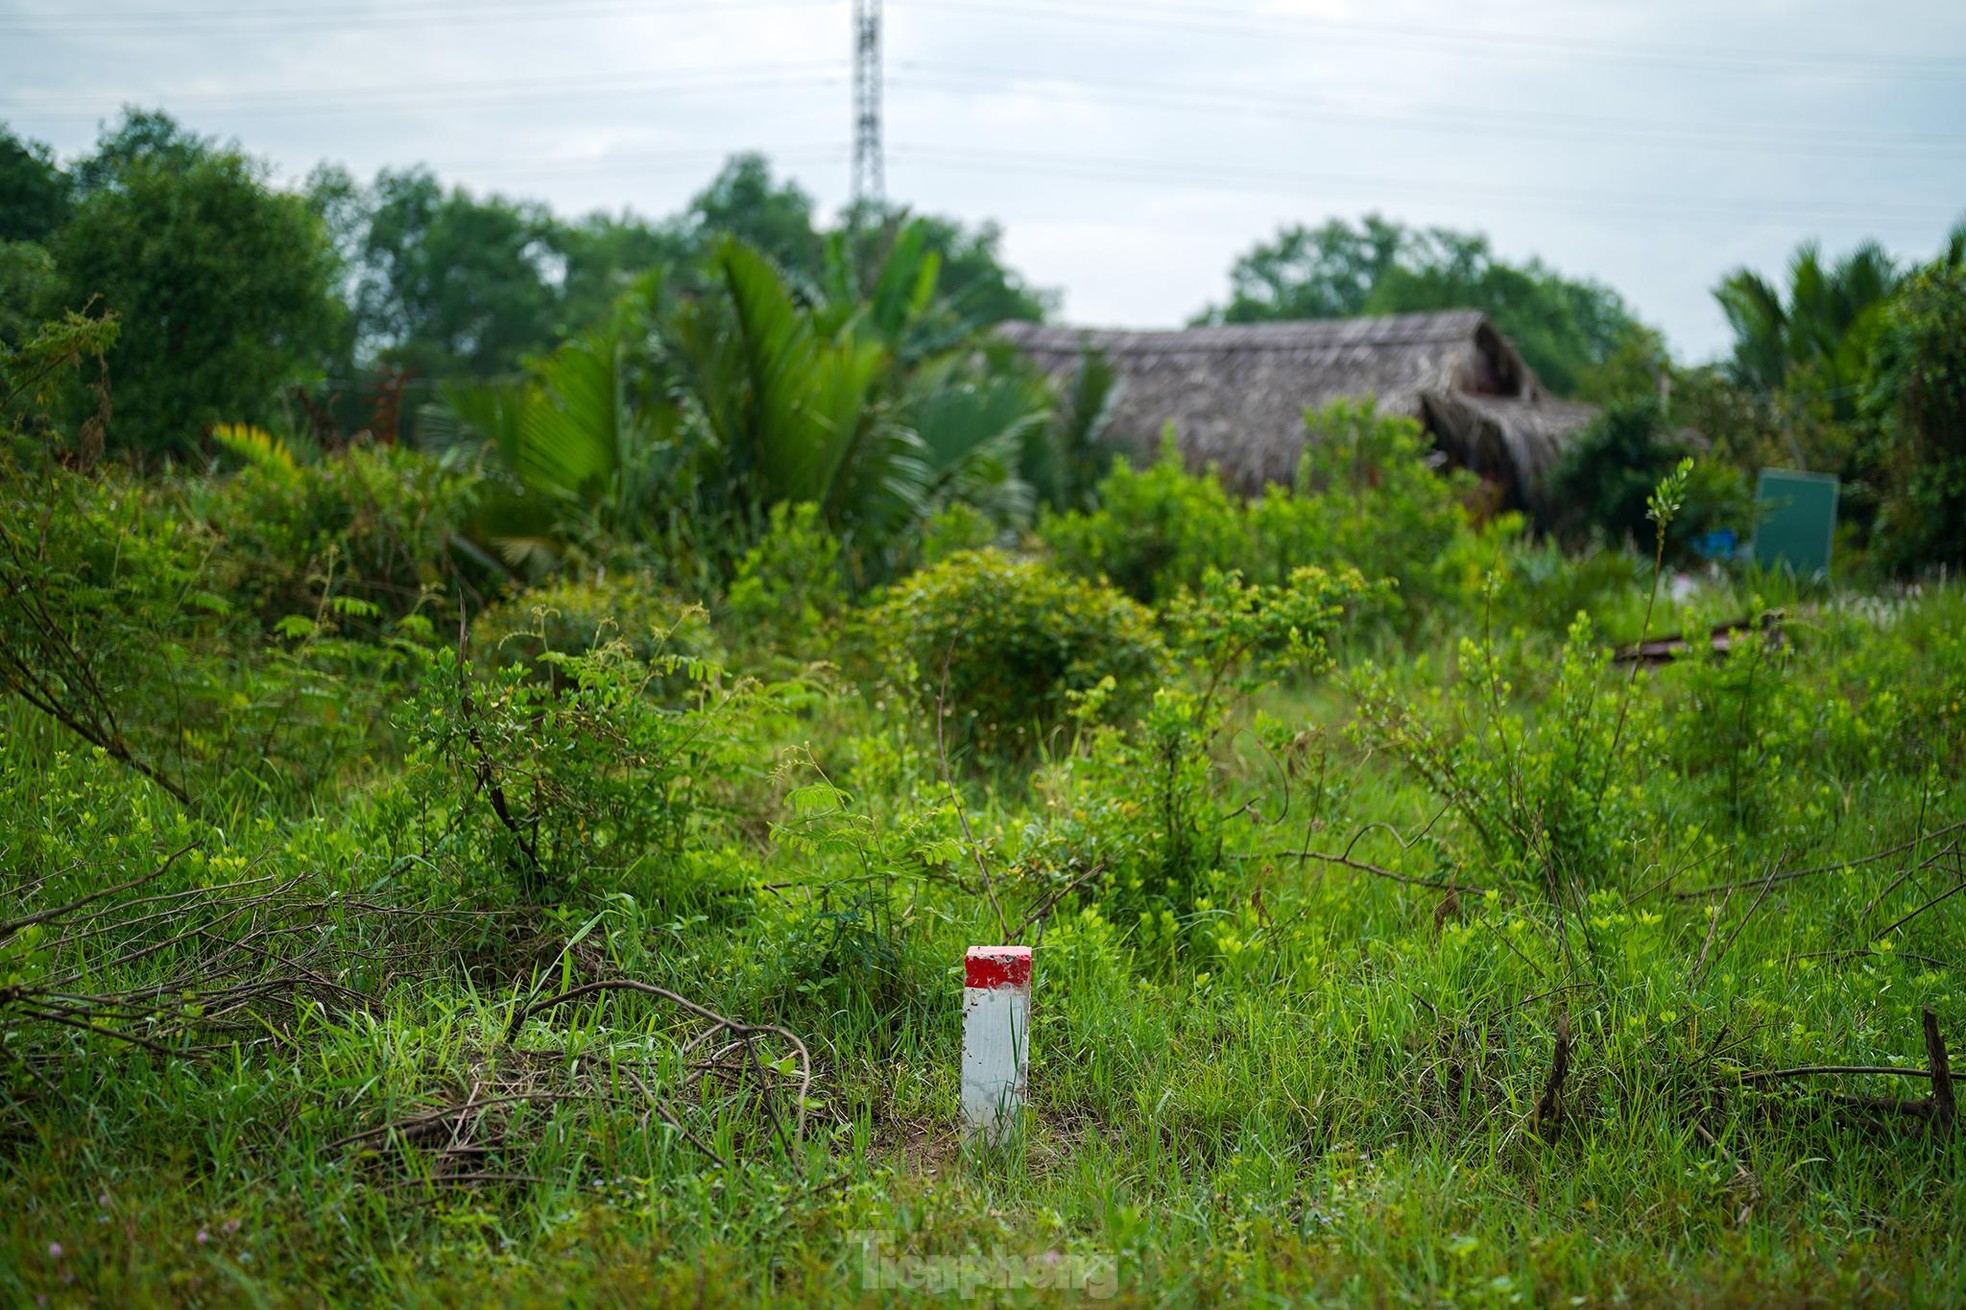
[864,221,943,350]
[906,360,1042,526]
[1714,270,1788,391]
[710,236,928,541]
[516,327,628,502]
[1832,244,1896,327]
[812,332,909,515]
[717,237,836,504]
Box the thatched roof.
[997,311,1598,511]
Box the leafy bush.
[721,501,847,660]
[472,571,721,689]
[1864,260,1966,573]
[406,639,759,903]
[1037,432,1248,605]
[1028,566,1366,941]
[1258,398,1482,627]
[0,455,408,810]
[1350,613,1652,894]
[1544,399,1750,563]
[195,439,476,633]
[1039,403,1484,633]
[864,548,1167,762]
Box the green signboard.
[1752,469,1838,577]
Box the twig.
[1876,878,1966,940]
[1013,862,1106,942]
[323,1093,574,1153]
[1230,848,1487,894]
[1678,820,1966,900]
[621,1066,729,1169]
[1739,1065,1932,1082]
[1534,1013,1571,1144]
[1700,855,1784,982]
[514,979,811,1139]
[0,841,200,939]
[1690,884,1734,982]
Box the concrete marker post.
[961,945,1030,1142]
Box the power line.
[906,0,1966,80]
[0,0,836,35]
[14,0,1958,81]
[16,57,1958,160]
[431,142,844,179]
[889,61,1966,160]
[890,143,1964,226]
[2,65,845,120]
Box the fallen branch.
[1738,1008,1956,1133]
[1740,1065,1932,1083]
[513,979,812,1141]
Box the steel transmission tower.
[851,0,884,207]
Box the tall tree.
[685,153,824,286]
[1206,214,1406,321]
[1714,240,1900,409]
[1202,215,1644,396]
[0,124,71,244]
[352,167,562,380]
[1863,248,1966,573]
[555,210,691,336]
[54,110,339,458]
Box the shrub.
[195,439,476,633]
[471,572,721,689]
[406,638,759,904]
[864,548,1167,762]
[0,454,407,811]
[1258,399,1481,628]
[1036,432,1248,606]
[1349,613,1652,894]
[1864,260,1966,573]
[721,502,847,660]
[1544,399,1751,564]
[1026,566,1367,943]
[1039,403,1485,634]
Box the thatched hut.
[997,311,1598,514]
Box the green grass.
[4,574,1965,1307]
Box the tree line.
[3,107,1962,572]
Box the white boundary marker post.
[961,945,1031,1142]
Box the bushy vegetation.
[1041,402,1490,636]
[6,107,1966,1309]
[865,548,1167,763]
[8,271,1966,1306]
[1545,398,1752,562]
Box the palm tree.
[1715,240,1899,407]
[429,225,1053,589]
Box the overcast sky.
[3,0,1963,361]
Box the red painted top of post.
[965,945,1032,989]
